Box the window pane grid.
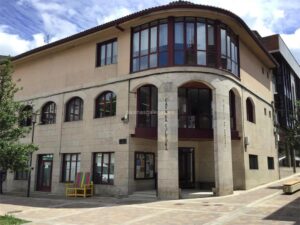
[97,39,117,67]
[62,153,80,182]
[95,91,116,118]
[131,17,239,77]
[66,97,83,122]
[93,152,114,184]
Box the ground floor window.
[15,170,28,180]
[93,152,114,184]
[267,157,274,170]
[249,154,258,170]
[62,153,80,182]
[135,152,155,179]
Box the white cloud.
[0,25,45,56]
[3,0,300,64]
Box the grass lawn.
[0,215,29,225]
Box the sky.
[0,0,300,64]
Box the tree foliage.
[0,59,38,174]
[286,101,300,156]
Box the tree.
[0,59,38,194]
[285,101,300,172]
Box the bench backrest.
[75,172,91,188]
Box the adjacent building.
[4,1,279,199]
[261,34,300,170]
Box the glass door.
[36,154,53,192]
[178,148,195,188]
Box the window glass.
[197,23,206,50]
[221,29,226,55]
[186,23,195,49]
[150,54,157,68]
[93,153,114,184]
[159,24,168,51]
[140,55,148,70]
[207,24,215,46]
[66,97,83,122]
[100,45,106,66]
[41,102,56,124]
[150,27,157,53]
[175,22,184,50]
[197,51,206,65]
[135,152,155,179]
[106,43,112,65]
[133,32,140,57]
[137,85,158,128]
[112,41,118,64]
[95,91,116,118]
[140,29,149,55]
[62,153,80,182]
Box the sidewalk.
[0,174,299,225]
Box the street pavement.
[0,174,299,225]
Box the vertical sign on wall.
[164,96,168,150]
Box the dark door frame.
[36,154,53,192]
[178,147,195,189]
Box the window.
[137,85,158,128]
[268,157,274,170]
[269,111,272,118]
[19,105,32,127]
[220,28,238,76]
[15,170,28,180]
[96,39,117,67]
[131,17,239,76]
[93,152,114,184]
[174,18,216,67]
[95,91,116,118]
[62,153,80,182]
[135,152,155,179]
[229,90,236,130]
[264,108,267,115]
[178,85,212,129]
[249,154,258,170]
[41,102,56,124]
[132,19,168,72]
[246,98,255,123]
[65,97,83,122]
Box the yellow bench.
[283,179,300,194]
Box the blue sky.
[0,0,300,63]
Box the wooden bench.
[283,180,300,194]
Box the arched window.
[246,98,255,123]
[95,91,116,118]
[41,102,56,124]
[229,90,236,130]
[137,85,158,128]
[178,83,212,129]
[20,105,32,127]
[65,97,83,122]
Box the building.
[4,1,279,199]
[261,34,300,169]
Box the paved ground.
[0,175,300,225]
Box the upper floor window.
[137,85,158,128]
[132,19,168,72]
[246,98,255,123]
[19,105,32,127]
[220,28,238,76]
[41,101,56,124]
[95,91,116,118]
[96,39,117,67]
[65,97,83,122]
[131,17,239,77]
[174,17,216,67]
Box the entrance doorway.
[36,154,53,192]
[179,147,195,188]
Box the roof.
[11,1,277,66]
[262,34,300,78]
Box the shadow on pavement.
[264,196,300,224]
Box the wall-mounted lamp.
[244,136,250,151]
[121,113,129,123]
